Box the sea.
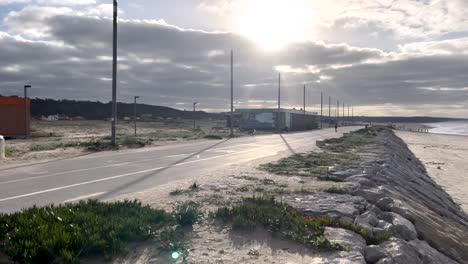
[426,121,468,136]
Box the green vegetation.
[234,175,259,181]
[5,146,22,157]
[259,127,382,180]
[0,200,174,263]
[0,200,207,263]
[322,186,346,194]
[319,127,380,153]
[120,136,153,147]
[214,196,390,250]
[29,139,118,152]
[259,151,357,177]
[236,185,250,192]
[169,182,200,196]
[173,201,202,227]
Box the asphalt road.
[0,127,358,213]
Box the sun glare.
[236,0,310,51]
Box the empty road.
[0,127,358,213]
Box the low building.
[234,108,319,131]
[0,96,30,137]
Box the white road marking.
[0,135,327,202]
[29,171,48,175]
[64,192,106,203]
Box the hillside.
[29,98,223,120]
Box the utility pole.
[336,100,339,124]
[342,102,345,126]
[24,85,31,139]
[320,92,323,129]
[134,96,139,136]
[111,0,118,146]
[193,102,198,130]
[230,50,234,137]
[277,73,281,132]
[352,107,354,123]
[303,84,306,115]
[348,104,350,124]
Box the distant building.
[0,96,30,136]
[231,108,319,131]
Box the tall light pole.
[111,0,118,146]
[134,96,139,136]
[193,102,198,130]
[230,50,234,137]
[24,85,31,139]
[277,73,281,132]
[320,92,323,129]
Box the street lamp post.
[134,96,139,136]
[111,0,118,146]
[24,85,31,139]
[193,102,198,130]
[277,73,281,132]
[230,50,234,137]
[320,92,323,129]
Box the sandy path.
[396,131,468,213]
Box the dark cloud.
[0,6,467,116]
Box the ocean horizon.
[426,121,468,136]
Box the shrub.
[173,201,202,226]
[0,200,172,263]
[203,134,223,140]
[121,136,152,148]
[214,196,390,249]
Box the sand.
[396,130,468,213]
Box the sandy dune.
[397,131,468,213]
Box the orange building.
[0,96,30,137]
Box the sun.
[235,0,310,51]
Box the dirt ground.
[103,140,344,264]
[0,119,230,168]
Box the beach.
[397,130,468,213]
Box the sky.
[1,0,468,117]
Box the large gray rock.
[324,227,366,254]
[345,175,377,188]
[354,211,380,236]
[364,245,388,263]
[380,212,417,241]
[380,237,423,264]
[282,193,367,220]
[408,240,460,264]
[354,187,386,203]
[357,211,379,226]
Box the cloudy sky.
[1,0,468,117]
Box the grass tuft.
[322,186,346,194]
[173,201,202,227]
